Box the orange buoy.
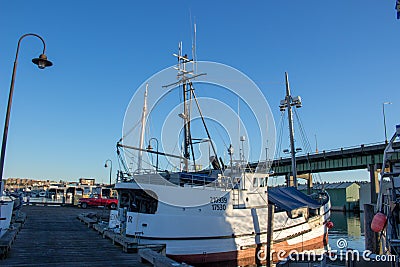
[326,221,334,229]
[371,212,387,232]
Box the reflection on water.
[329,211,365,251]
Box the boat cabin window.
[119,189,158,214]
[253,177,267,187]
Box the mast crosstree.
[163,42,221,173]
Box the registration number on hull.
[210,197,228,211]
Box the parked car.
[78,196,118,209]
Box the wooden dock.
[77,211,192,266]
[0,205,151,266]
[0,210,26,259]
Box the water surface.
[328,211,364,252]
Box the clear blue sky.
[0,1,398,184]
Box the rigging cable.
[293,108,323,184]
[272,111,286,186]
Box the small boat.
[0,194,14,239]
[113,45,331,266]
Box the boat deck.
[1,205,150,266]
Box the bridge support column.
[295,173,313,193]
[286,174,294,187]
[368,164,379,204]
[307,173,312,195]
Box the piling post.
[368,164,379,204]
[364,203,379,254]
[266,204,274,267]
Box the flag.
[396,0,400,19]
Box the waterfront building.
[299,182,360,211]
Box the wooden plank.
[0,229,17,246]
[14,212,27,224]
[1,205,150,266]
[0,228,18,259]
[77,214,97,227]
[92,223,107,235]
[139,248,192,267]
[10,222,21,232]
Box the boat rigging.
[162,42,222,173]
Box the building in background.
[299,182,360,211]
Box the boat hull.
[115,181,330,266]
[0,197,14,238]
[140,223,328,266]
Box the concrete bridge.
[250,142,400,200]
[267,142,400,176]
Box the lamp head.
[147,144,153,150]
[104,163,108,168]
[228,144,234,155]
[32,54,53,69]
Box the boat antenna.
[192,21,197,74]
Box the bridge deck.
[251,142,400,176]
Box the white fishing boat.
[113,45,331,266]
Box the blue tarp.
[268,186,321,212]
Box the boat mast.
[283,72,301,187]
[182,72,190,172]
[137,83,148,173]
[176,41,191,172]
[163,39,221,173]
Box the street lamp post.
[104,159,112,185]
[0,33,53,196]
[383,102,392,144]
[147,138,159,172]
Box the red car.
[78,196,118,209]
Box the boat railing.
[204,175,237,191]
[117,170,239,191]
[133,174,174,186]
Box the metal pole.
[266,204,275,267]
[149,138,159,172]
[105,159,112,185]
[183,81,190,172]
[285,72,297,187]
[155,140,159,172]
[0,61,18,195]
[0,33,48,196]
[383,103,388,144]
[137,85,148,173]
[109,161,112,185]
